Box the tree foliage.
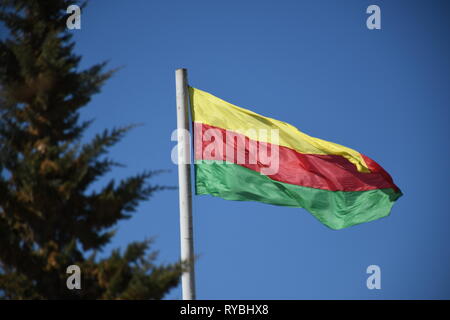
[0,0,181,299]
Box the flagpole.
[175,68,196,300]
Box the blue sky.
[64,0,450,299]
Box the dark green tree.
[0,0,181,299]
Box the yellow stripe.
[189,87,370,173]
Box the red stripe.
[194,122,399,192]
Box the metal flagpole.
[175,68,196,300]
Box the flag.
[189,87,402,230]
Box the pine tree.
[0,0,181,299]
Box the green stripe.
[195,160,402,230]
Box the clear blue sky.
[68,0,450,299]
